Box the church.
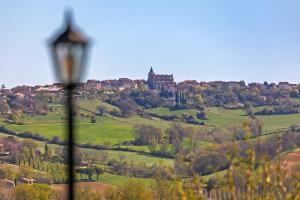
[147,67,175,90]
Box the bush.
[196,111,207,120]
[0,126,17,135]
[192,152,229,175]
[255,104,300,115]
[159,115,178,121]
[90,115,96,123]
[76,187,102,200]
[96,105,107,116]
[49,136,65,145]
[110,109,123,117]
[170,104,188,111]
[130,90,161,108]
[104,180,153,200]
[14,184,59,200]
[0,126,49,142]
[181,113,204,125]
[15,121,26,125]
[149,113,178,121]
[17,132,48,142]
[133,124,162,146]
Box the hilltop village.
[1,67,299,110]
[0,67,300,198]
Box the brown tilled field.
[281,149,300,170]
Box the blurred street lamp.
[49,10,89,200]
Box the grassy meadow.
[1,97,300,190]
[94,172,155,187]
[2,100,300,147]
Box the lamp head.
[50,10,89,86]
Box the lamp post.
[49,10,89,200]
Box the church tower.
[147,67,156,89]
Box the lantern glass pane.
[54,43,85,84]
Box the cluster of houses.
[0,147,39,188]
[0,177,43,189]
[0,147,51,188]
[0,67,298,103]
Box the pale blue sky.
[1,0,300,87]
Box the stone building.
[147,67,175,90]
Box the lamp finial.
[65,9,73,29]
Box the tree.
[36,104,48,115]
[94,166,104,181]
[166,123,186,153]
[0,167,16,180]
[99,151,109,163]
[110,108,122,117]
[76,167,85,180]
[44,143,52,160]
[104,180,153,200]
[130,89,161,108]
[196,111,207,120]
[90,115,96,123]
[21,140,37,167]
[44,143,48,158]
[152,175,175,200]
[76,187,102,200]
[85,167,95,181]
[0,99,10,114]
[244,103,255,118]
[14,184,58,200]
[11,109,22,123]
[97,105,107,116]
[159,139,169,155]
[192,151,229,175]
[174,152,190,177]
[118,98,136,117]
[148,138,158,153]
[206,178,218,195]
[194,94,204,105]
[133,124,162,146]
[19,166,33,179]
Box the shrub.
[104,180,153,200]
[90,115,96,123]
[110,109,123,117]
[192,152,229,175]
[149,113,178,121]
[0,126,17,135]
[196,111,207,120]
[181,113,204,125]
[14,184,58,200]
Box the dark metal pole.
[67,84,75,200]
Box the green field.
[3,105,300,146]
[96,172,154,186]
[149,106,248,128]
[76,98,120,112]
[149,107,198,116]
[2,116,133,145]
[114,115,171,130]
[16,105,66,124]
[205,107,248,128]
[257,113,300,132]
[84,148,174,166]
[0,131,173,169]
[149,106,300,134]
[2,100,300,188]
